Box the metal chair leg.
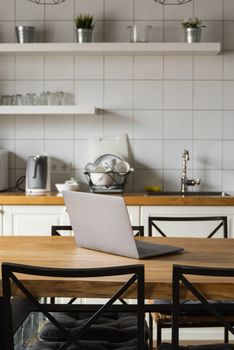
[157,324,162,348]
[225,327,229,343]
[149,313,153,350]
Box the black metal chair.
[2,262,149,350]
[148,216,228,347]
[51,224,151,347]
[158,264,234,350]
[51,225,145,237]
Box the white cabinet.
[141,206,234,237]
[0,206,3,235]
[2,205,139,236]
[127,206,140,226]
[2,205,70,236]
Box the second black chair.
[148,216,228,347]
[158,264,234,350]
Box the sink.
[145,191,230,197]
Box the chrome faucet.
[181,149,201,193]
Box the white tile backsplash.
[223,81,234,110]
[194,55,223,80]
[75,80,103,107]
[0,56,14,80]
[164,110,192,139]
[45,55,74,80]
[104,80,132,109]
[224,0,234,20]
[193,141,222,170]
[74,114,103,139]
[0,0,15,20]
[193,81,222,110]
[15,55,44,80]
[134,0,163,21]
[194,0,223,20]
[104,110,133,138]
[0,116,15,139]
[193,111,222,140]
[75,56,103,80]
[16,0,44,21]
[104,56,133,80]
[134,81,163,109]
[133,110,163,139]
[45,116,73,139]
[16,116,44,140]
[223,111,234,139]
[223,141,234,169]
[1,0,234,192]
[105,0,133,20]
[134,56,163,80]
[164,81,193,109]
[164,56,193,80]
[133,140,163,169]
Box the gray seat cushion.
[158,342,234,350]
[39,311,149,343]
[28,338,149,350]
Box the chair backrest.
[51,225,145,237]
[148,216,228,238]
[2,262,146,350]
[171,264,234,350]
[51,225,73,236]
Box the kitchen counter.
[0,192,234,206]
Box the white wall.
[1,0,234,193]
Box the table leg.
[0,298,6,350]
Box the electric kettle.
[26,155,51,193]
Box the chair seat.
[150,299,234,325]
[158,342,234,350]
[39,311,149,343]
[27,338,149,350]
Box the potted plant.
[75,14,95,43]
[181,17,206,43]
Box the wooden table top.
[0,236,233,299]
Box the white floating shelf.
[0,105,96,115]
[0,42,221,55]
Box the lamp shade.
[154,0,191,4]
[28,0,65,4]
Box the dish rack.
[84,171,130,193]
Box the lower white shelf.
[0,105,96,115]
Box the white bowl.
[55,183,79,192]
[90,173,113,186]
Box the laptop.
[63,191,184,259]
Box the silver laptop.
[63,191,184,259]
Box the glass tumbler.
[127,24,152,42]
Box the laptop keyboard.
[135,240,160,256]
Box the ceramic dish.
[93,153,124,171]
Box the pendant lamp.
[154,0,192,4]
[28,0,65,4]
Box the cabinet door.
[3,205,69,236]
[0,206,3,236]
[127,206,140,226]
[141,206,234,237]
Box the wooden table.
[0,236,234,350]
[0,236,233,300]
